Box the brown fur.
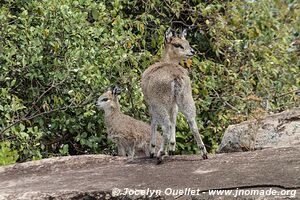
[96,89,161,158]
[141,28,208,162]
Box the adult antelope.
[141,28,208,163]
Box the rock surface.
[0,147,299,200]
[218,108,300,153]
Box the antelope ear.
[180,28,187,39]
[165,27,173,43]
[112,86,122,96]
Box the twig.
[45,133,71,147]
[212,89,240,113]
[25,78,68,117]
[171,20,197,29]
[276,89,300,98]
[0,99,91,135]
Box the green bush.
[0,141,19,165]
[0,0,299,164]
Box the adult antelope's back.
[141,28,208,163]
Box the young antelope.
[96,86,161,158]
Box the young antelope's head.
[96,86,121,112]
[163,28,195,62]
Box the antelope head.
[162,28,195,63]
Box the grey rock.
[218,108,300,153]
[0,147,300,199]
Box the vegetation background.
[0,0,299,165]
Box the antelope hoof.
[157,156,163,165]
[202,153,208,160]
[156,150,166,164]
[150,153,155,158]
[168,151,175,156]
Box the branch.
[171,20,197,29]
[276,89,300,98]
[212,89,241,113]
[0,99,91,135]
[25,78,68,117]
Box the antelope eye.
[101,98,109,102]
[173,43,184,49]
